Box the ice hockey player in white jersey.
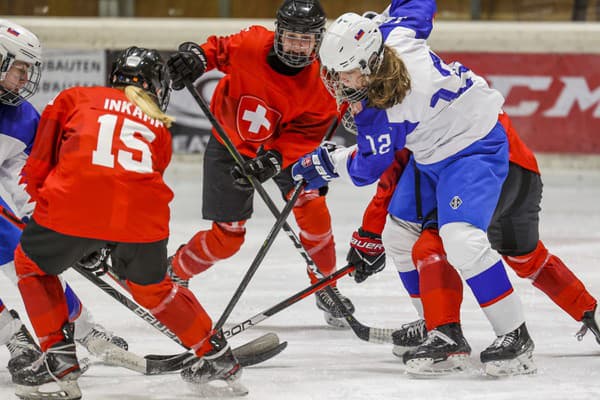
[292,0,535,376]
[0,19,128,378]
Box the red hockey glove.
[347,228,385,283]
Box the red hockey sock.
[173,221,246,279]
[128,278,215,356]
[504,240,597,321]
[14,244,68,351]
[413,229,463,331]
[291,192,336,282]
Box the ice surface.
[1,158,599,399]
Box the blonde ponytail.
[367,46,411,109]
[124,86,175,128]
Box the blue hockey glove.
[292,144,339,190]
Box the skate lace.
[28,343,76,383]
[422,329,456,347]
[401,319,426,339]
[7,330,37,354]
[491,331,517,348]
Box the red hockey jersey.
[24,86,173,243]
[201,26,338,167]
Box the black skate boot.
[167,246,189,288]
[480,322,536,377]
[576,305,600,344]
[315,286,355,329]
[181,331,246,396]
[6,310,42,375]
[13,322,82,400]
[391,319,427,358]
[403,322,471,376]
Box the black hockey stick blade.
[144,333,287,374]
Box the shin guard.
[173,221,246,279]
[292,192,336,282]
[504,241,597,321]
[413,229,463,331]
[128,278,214,356]
[14,245,68,351]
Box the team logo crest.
[449,196,463,210]
[236,96,282,143]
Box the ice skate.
[576,305,600,344]
[167,248,189,288]
[6,310,42,375]
[403,322,471,376]
[77,324,128,356]
[315,286,355,329]
[391,319,427,358]
[480,323,536,377]
[13,322,82,400]
[181,332,246,397]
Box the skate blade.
[405,354,471,377]
[187,379,249,397]
[323,312,350,329]
[483,350,537,377]
[15,379,82,400]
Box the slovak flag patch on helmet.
[7,27,20,37]
[354,29,365,41]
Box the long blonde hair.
[367,46,411,109]
[124,86,175,128]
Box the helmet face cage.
[0,20,43,106]
[274,0,326,68]
[320,65,369,104]
[109,46,171,111]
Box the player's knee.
[503,240,548,278]
[128,278,175,310]
[293,193,331,233]
[211,221,246,259]
[412,228,445,267]
[14,244,47,278]
[439,222,498,277]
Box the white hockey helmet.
[319,13,383,75]
[319,13,383,103]
[0,19,43,106]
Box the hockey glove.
[167,42,207,91]
[231,150,283,187]
[292,143,339,191]
[76,248,110,277]
[347,228,385,283]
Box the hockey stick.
[73,264,287,374]
[185,82,399,345]
[146,264,355,364]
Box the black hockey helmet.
[109,46,171,111]
[274,0,326,68]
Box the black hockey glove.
[231,150,283,187]
[167,42,207,91]
[76,248,110,277]
[347,228,385,283]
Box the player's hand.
[167,42,207,91]
[231,150,282,187]
[292,143,339,190]
[347,228,385,283]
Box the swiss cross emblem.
[449,196,463,210]
[236,96,282,142]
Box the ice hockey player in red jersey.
[166,0,355,327]
[12,47,245,400]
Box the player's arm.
[382,0,437,40]
[167,26,260,90]
[22,92,73,201]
